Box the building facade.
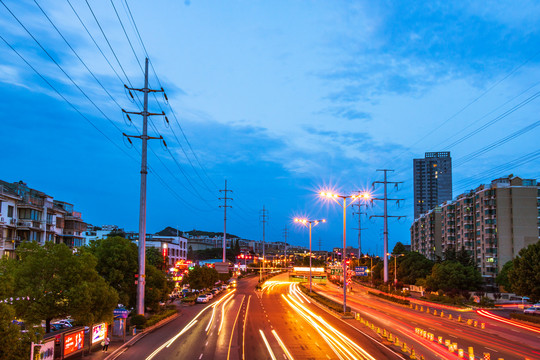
[411,175,540,287]
[413,152,453,219]
[0,180,86,258]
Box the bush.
[181,295,198,303]
[510,312,540,325]
[299,284,351,313]
[368,291,410,306]
[130,314,147,329]
[145,309,178,328]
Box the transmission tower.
[219,180,233,262]
[259,206,269,279]
[352,201,367,259]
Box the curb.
[104,312,180,360]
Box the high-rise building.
[411,175,540,289]
[413,152,453,219]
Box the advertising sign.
[64,330,84,356]
[39,339,54,360]
[113,308,129,318]
[92,323,107,344]
[355,266,368,276]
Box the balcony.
[16,220,44,230]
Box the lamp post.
[320,191,370,313]
[388,253,404,287]
[294,217,326,293]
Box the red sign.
[64,330,84,356]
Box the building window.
[8,205,14,218]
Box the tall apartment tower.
[414,152,453,219]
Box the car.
[221,284,228,290]
[206,292,213,300]
[230,280,237,288]
[524,306,540,315]
[56,319,74,328]
[196,295,209,303]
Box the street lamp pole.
[320,191,370,313]
[294,218,325,293]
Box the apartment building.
[413,152,453,219]
[411,175,540,287]
[126,231,188,266]
[0,180,86,258]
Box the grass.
[299,284,351,313]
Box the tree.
[495,261,513,292]
[398,252,433,285]
[392,242,408,255]
[234,239,241,256]
[87,236,138,308]
[12,242,118,332]
[145,265,173,312]
[508,241,540,303]
[182,265,218,290]
[146,246,166,271]
[425,261,482,293]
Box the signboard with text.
[38,339,54,360]
[355,266,368,276]
[92,323,107,344]
[113,308,129,318]
[63,330,84,357]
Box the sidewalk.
[84,301,184,360]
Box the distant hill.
[155,227,240,239]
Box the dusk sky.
[1,1,539,255]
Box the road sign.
[355,266,368,276]
[113,308,129,319]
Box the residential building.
[126,231,188,266]
[413,152,453,219]
[411,175,540,288]
[0,180,86,258]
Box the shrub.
[145,309,178,328]
[130,314,147,329]
[368,291,410,306]
[510,312,540,325]
[299,285,351,313]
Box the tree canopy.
[182,265,219,290]
[426,261,482,293]
[508,241,540,303]
[398,251,434,285]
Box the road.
[114,274,405,360]
[312,280,540,360]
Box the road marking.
[260,330,277,360]
[272,329,295,360]
[241,295,251,360]
[486,347,498,352]
[326,354,331,359]
[199,354,203,359]
[205,341,208,346]
[449,335,458,338]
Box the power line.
[219,180,233,262]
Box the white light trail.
[271,329,294,360]
[259,329,277,360]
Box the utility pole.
[219,180,233,263]
[352,201,367,259]
[123,58,167,316]
[259,206,268,280]
[282,225,289,268]
[370,169,405,283]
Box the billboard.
[92,323,107,345]
[64,330,84,356]
[355,266,368,276]
[38,339,54,360]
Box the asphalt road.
[113,274,406,360]
[313,281,540,360]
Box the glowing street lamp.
[319,191,370,313]
[387,253,405,286]
[294,217,326,293]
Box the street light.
[387,253,405,287]
[319,191,370,313]
[294,217,326,293]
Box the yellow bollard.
[458,348,464,358]
[394,336,400,346]
[458,315,462,322]
[468,346,474,360]
[448,313,453,320]
[434,309,438,316]
[426,307,430,313]
[467,319,473,326]
[388,333,394,342]
[420,306,424,312]
[483,353,490,360]
[415,304,418,311]
[445,339,451,347]
[383,329,387,338]
[410,347,417,359]
[481,323,485,329]
[473,320,478,327]
[441,311,444,318]
[401,342,408,353]
[377,327,381,335]
[438,336,443,344]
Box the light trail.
[227,295,246,360]
[477,309,540,334]
[271,329,294,360]
[259,329,277,360]
[205,302,217,333]
[218,295,235,335]
[145,289,236,360]
[242,295,251,360]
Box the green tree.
[425,261,482,293]
[182,265,219,290]
[392,242,408,255]
[508,241,540,303]
[495,261,514,292]
[12,242,118,332]
[234,239,241,256]
[146,246,166,271]
[145,265,173,312]
[87,236,138,308]
[398,252,433,285]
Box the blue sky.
[1,0,539,255]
